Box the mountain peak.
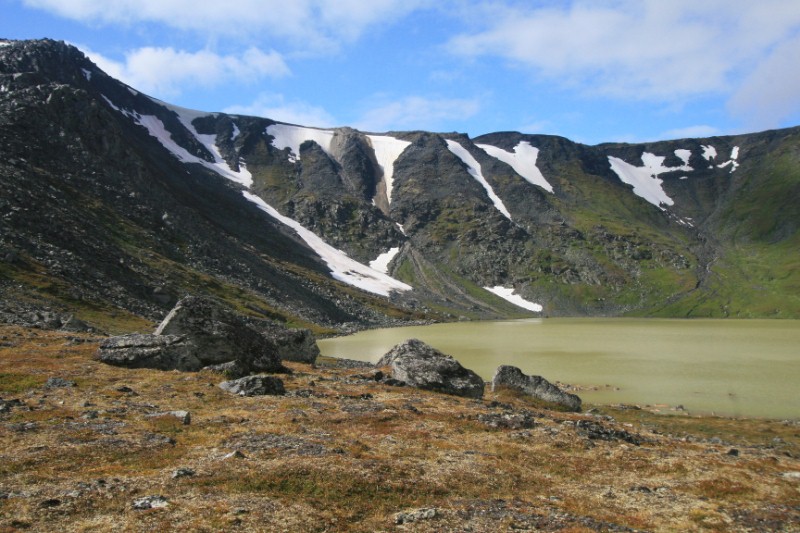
[1,37,799,332]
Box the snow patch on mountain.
[169,106,252,187]
[674,149,691,166]
[701,145,717,161]
[608,152,693,209]
[366,135,411,205]
[446,140,512,220]
[231,123,240,141]
[103,97,252,186]
[716,146,740,173]
[476,141,554,193]
[81,68,91,81]
[243,192,411,297]
[267,123,335,162]
[369,246,401,274]
[484,286,542,312]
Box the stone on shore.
[377,339,485,399]
[491,365,582,412]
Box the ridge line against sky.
[3,0,800,144]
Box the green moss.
[0,373,45,394]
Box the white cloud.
[83,46,289,97]
[728,34,800,130]
[447,0,800,106]
[353,96,480,132]
[661,125,721,140]
[25,0,429,51]
[224,94,337,128]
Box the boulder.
[97,334,203,371]
[219,375,286,397]
[154,295,284,373]
[376,339,485,399]
[250,321,320,364]
[96,296,318,374]
[491,365,582,412]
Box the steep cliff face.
[1,39,798,330]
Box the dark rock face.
[155,295,283,372]
[2,38,799,326]
[491,365,582,412]
[97,334,202,371]
[376,339,485,399]
[219,375,286,397]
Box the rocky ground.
[0,325,798,532]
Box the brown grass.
[0,325,798,532]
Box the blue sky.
[3,0,800,144]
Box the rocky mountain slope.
[1,39,798,332]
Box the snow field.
[366,135,411,205]
[104,97,410,296]
[476,141,554,193]
[103,97,252,186]
[243,193,412,297]
[701,145,718,160]
[267,123,335,162]
[369,246,401,274]
[446,140,513,220]
[608,155,675,209]
[484,286,543,312]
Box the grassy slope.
[652,146,800,318]
[1,326,798,532]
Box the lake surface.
[318,319,800,419]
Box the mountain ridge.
[1,38,798,332]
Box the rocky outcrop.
[248,321,320,364]
[0,305,95,333]
[97,334,202,371]
[376,339,485,399]
[155,296,284,372]
[219,375,286,397]
[97,296,323,374]
[491,365,581,412]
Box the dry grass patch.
[1,325,799,531]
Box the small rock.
[395,507,437,524]
[39,498,62,508]
[478,411,536,430]
[44,377,76,389]
[132,495,169,510]
[219,375,285,397]
[147,411,191,425]
[171,468,196,479]
[782,471,800,480]
[222,450,246,460]
[727,448,740,457]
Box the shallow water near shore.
[318,318,800,419]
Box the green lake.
[318,319,800,419]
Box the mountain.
[1,39,798,333]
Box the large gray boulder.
[376,339,485,399]
[97,296,320,374]
[491,365,582,412]
[154,296,283,373]
[97,334,203,371]
[248,321,320,364]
